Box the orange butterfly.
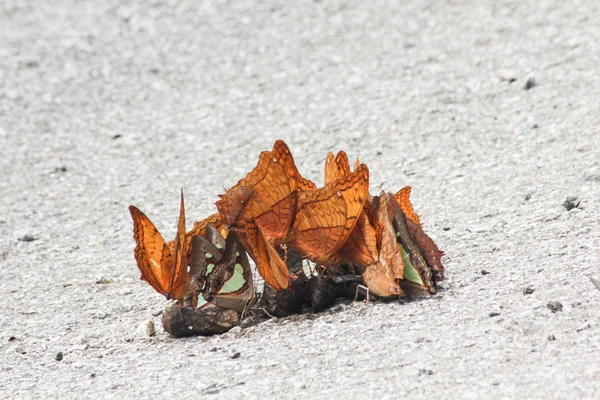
[242,218,291,291]
[216,141,315,291]
[324,151,379,267]
[217,140,311,242]
[323,151,405,296]
[129,191,189,304]
[286,163,369,265]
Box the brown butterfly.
[393,186,445,282]
[361,192,405,297]
[189,229,256,313]
[167,213,226,276]
[129,191,189,304]
[286,163,369,265]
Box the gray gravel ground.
[1,0,600,398]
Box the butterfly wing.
[243,218,291,291]
[189,234,222,286]
[391,187,445,281]
[289,164,369,264]
[166,191,190,303]
[337,211,378,266]
[205,224,227,250]
[394,186,422,226]
[129,205,171,298]
[392,202,435,292]
[361,192,405,297]
[323,151,377,265]
[324,151,352,184]
[216,141,298,241]
[211,232,256,312]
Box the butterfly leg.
[354,284,370,304]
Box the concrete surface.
[1,0,599,398]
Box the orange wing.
[324,151,378,265]
[189,213,226,238]
[274,140,315,191]
[324,151,352,184]
[288,164,369,265]
[337,211,378,266]
[129,191,190,304]
[243,219,291,291]
[394,186,421,226]
[216,141,298,241]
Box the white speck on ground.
[1,0,599,398]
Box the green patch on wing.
[197,296,208,308]
[219,263,245,293]
[400,245,423,285]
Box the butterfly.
[385,187,445,295]
[129,190,190,304]
[324,151,379,267]
[243,218,291,291]
[189,228,256,313]
[361,192,405,297]
[286,163,369,265]
[217,141,312,243]
[216,141,316,291]
[394,186,445,283]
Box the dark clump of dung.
[162,304,239,337]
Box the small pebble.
[489,312,501,317]
[231,352,241,359]
[481,269,490,275]
[497,69,517,83]
[18,234,37,242]
[524,193,532,201]
[418,368,435,376]
[443,227,451,231]
[136,320,156,337]
[523,287,535,295]
[8,336,16,342]
[523,76,537,90]
[562,196,580,211]
[546,302,563,313]
[55,351,63,361]
[229,326,242,334]
[547,334,556,341]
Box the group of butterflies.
[129,140,445,318]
